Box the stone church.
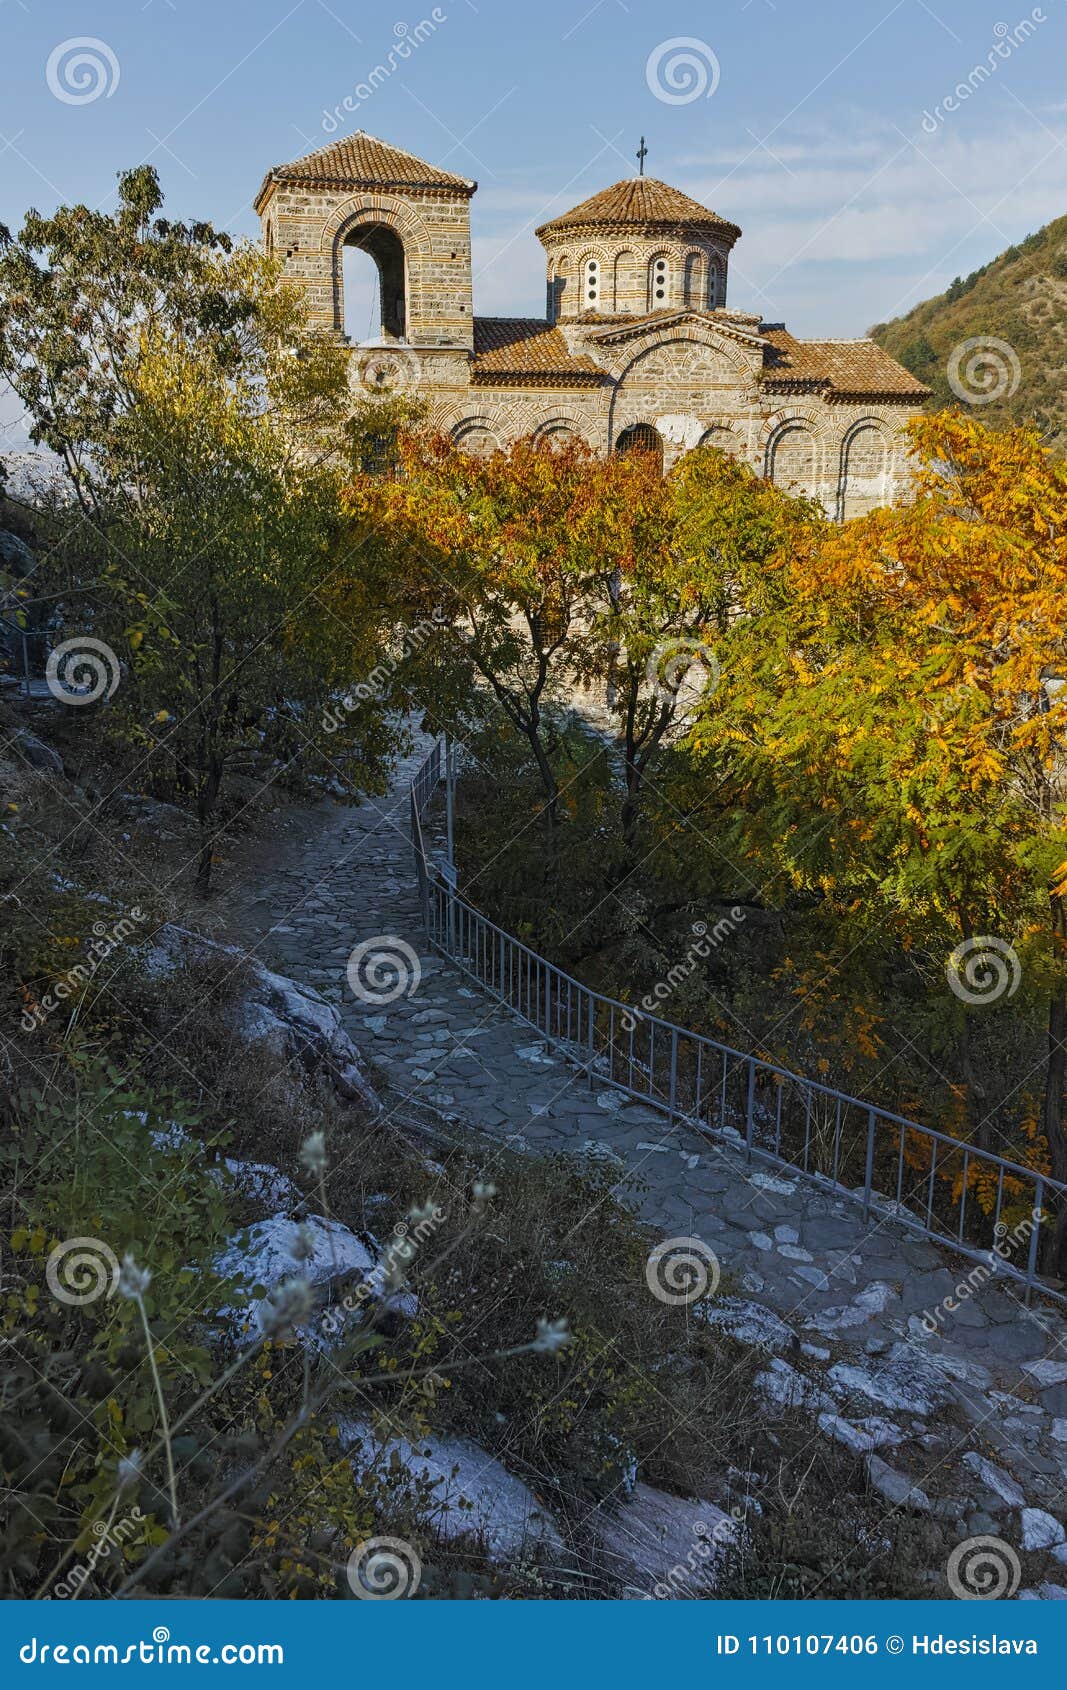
[255,131,928,517]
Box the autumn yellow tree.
[689,412,1067,1243]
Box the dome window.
[583,257,600,307]
[648,255,669,309]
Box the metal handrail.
[409,736,1066,1306]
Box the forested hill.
[870,214,1067,451]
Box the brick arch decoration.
[707,253,724,308]
[450,415,504,457]
[319,197,435,334]
[837,414,896,522]
[530,412,595,447]
[574,244,610,311]
[608,329,760,447]
[760,410,828,502]
[696,422,747,460]
[433,402,595,453]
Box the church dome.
[538,175,740,323]
[536,176,740,243]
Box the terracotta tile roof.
[471,318,606,386]
[255,132,475,210]
[760,327,930,401]
[537,177,741,242]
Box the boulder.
[145,924,379,1116]
[1021,1360,1067,1388]
[592,1481,739,1599]
[865,1453,931,1513]
[338,1418,566,1567]
[1021,1507,1066,1551]
[818,1413,906,1456]
[702,1298,797,1353]
[756,1358,835,1413]
[215,1159,300,1212]
[828,1342,956,1417]
[961,1453,1025,1511]
[213,1212,411,1344]
[0,530,35,572]
[144,1115,299,1212]
[12,729,63,775]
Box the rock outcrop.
[145,923,379,1116]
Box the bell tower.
[255,131,476,352]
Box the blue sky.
[2,0,1066,361]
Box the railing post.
[587,992,595,1089]
[1026,1178,1044,1305]
[745,1059,756,1159]
[445,737,455,880]
[863,1108,876,1221]
[668,1029,678,1126]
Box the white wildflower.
[117,1450,143,1496]
[258,1276,314,1342]
[532,1317,572,1355]
[117,1253,151,1300]
[291,1224,315,1264]
[299,1131,328,1177]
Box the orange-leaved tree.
[690,412,1067,1240]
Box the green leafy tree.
[0,169,397,891]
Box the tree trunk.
[194,750,222,897]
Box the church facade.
[255,132,929,517]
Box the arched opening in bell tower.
[340,223,407,342]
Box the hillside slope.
[870,214,1067,450]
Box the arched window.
[583,256,601,310]
[615,422,664,475]
[340,222,406,341]
[548,256,569,322]
[683,251,705,309]
[708,257,722,309]
[647,254,669,311]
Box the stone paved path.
[223,737,1067,1569]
